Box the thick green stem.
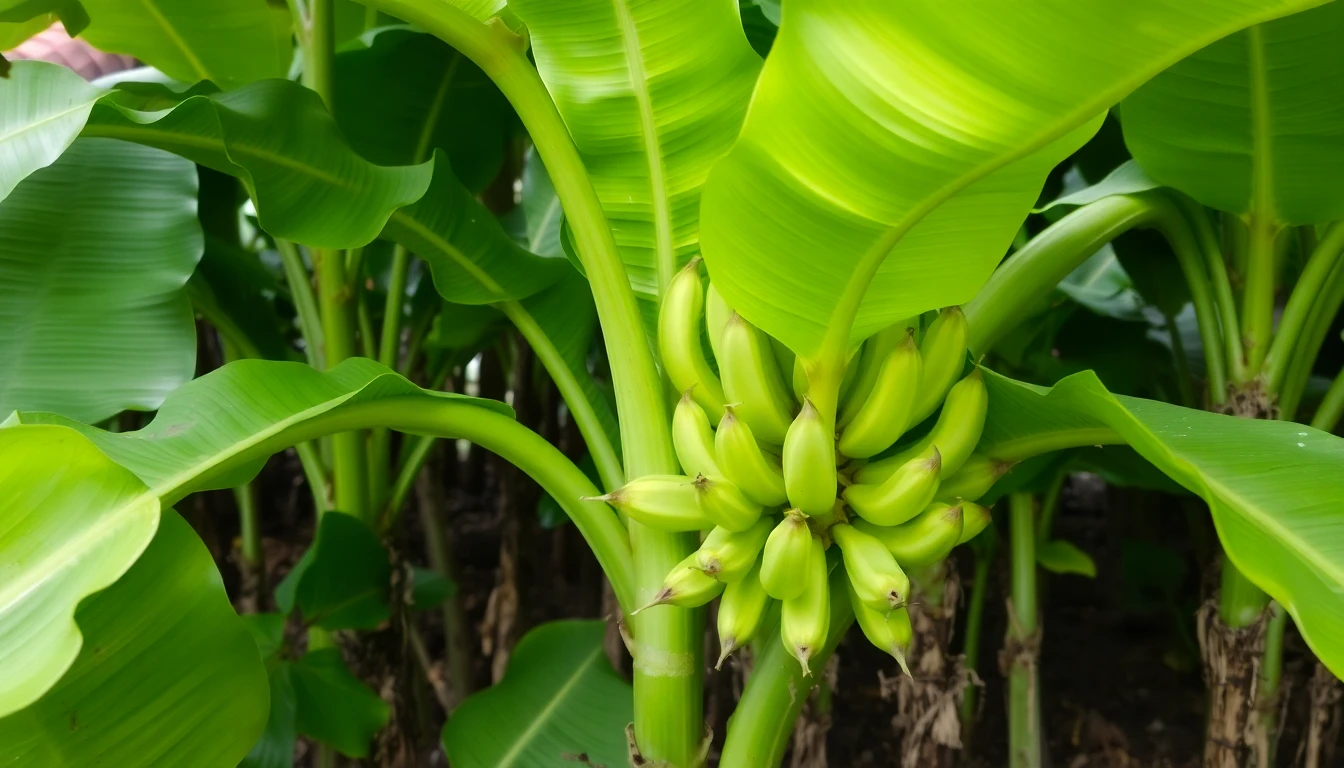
[959,547,994,738]
[1152,199,1230,404]
[1264,222,1344,393]
[498,300,624,491]
[1240,216,1279,377]
[719,566,855,766]
[347,2,694,760]
[1311,366,1344,433]
[1255,603,1289,768]
[232,481,265,602]
[966,194,1162,355]
[275,239,324,370]
[1007,492,1042,768]
[1279,255,1344,420]
[1176,196,1246,384]
[1221,559,1271,629]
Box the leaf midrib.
[495,646,603,768]
[139,0,212,82]
[611,0,675,295]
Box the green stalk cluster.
[598,260,1003,673]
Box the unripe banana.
[659,258,726,420]
[853,369,988,484]
[937,453,1013,503]
[715,406,787,506]
[691,474,762,532]
[781,535,829,676]
[759,510,812,600]
[673,391,720,478]
[838,329,922,458]
[957,501,993,545]
[843,448,942,526]
[832,522,910,613]
[586,475,712,532]
[782,397,838,516]
[854,502,964,568]
[705,282,731,363]
[720,312,795,445]
[848,581,912,676]
[839,321,915,428]
[645,552,725,610]
[909,306,969,426]
[693,517,773,581]
[716,560,771,668]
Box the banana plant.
[3,2,1344,768]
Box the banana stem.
[1263,223,1344,393]
[1254,603,1289,768]
[965,194,1162,355]
[1174,196,1246,385]
[1151,197,1230,405]
[719,567,855,766]
[1311,365,1344,433]
[1007,492,1042,768]
[1220,559,1271,629]
[1278,255,1344,420]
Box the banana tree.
[3,1,1344,768]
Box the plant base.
[888,560,966,768]
[1198,597,1268,768]
[1304,662,1343,768]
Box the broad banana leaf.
[0,360,503,718]
[1121,2,1344,224]
[0,510,268,767]
[699,0,1328,372]
[443,621,631,767]
[0,61,102,201]
[0,138,201,424]
[77,0,291,88]
[509,0,762,304]
[978,369,1344,678]
[0,63,569,304]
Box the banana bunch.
[598,259,1009,676]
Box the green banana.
[848,581,912,676]
[694,474,764,532]
[782,397,838,516]
[853,368,988,484]
[705,281,731,364]
[837,329,922,458]
[781,535,830,675]
[693,517,773,581]
[854,502,964,567]
[832,522,910,613]
[957,501,993,544]
[715,405,788,506]
[937,453,1013,502]
[909,306,969,426]
[839,321,915,428]
[673,390,721,478]
[843,447,942,526]
[759,510,812,600]
[720,312,795,445]
[587,475,712,532]
[658,258,726,420]
[716,561,772,668]
[646,552,725,610]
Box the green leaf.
[509,0,762,304]
[277,512,391,631]
[519,147,563,258]
[699,0,1324,365]
[0,61,104,202]
[1036,160,1160,213]
[443,620,632,768]
[1036,539,1098,578]
[292,649,390,759]
[0,512,268,767]
[1057,245,1146,322]
[9,357,510,501]
[188,233,296,362]
[0,137,201,423]
[77,0,291,89]
[242,663,297,768]
[0,425,160,717]
[1121,2,1344,224]
[334,27,509,192]
[977,368,1344,678]
[410,566,457,612]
